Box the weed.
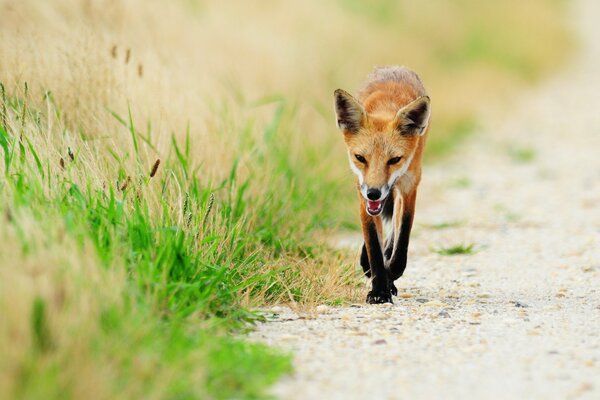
[422,220,465,230]
[433,243,478,256]
[508,145,537,163]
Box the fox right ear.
[394,96,431,136]
[334,89,365,133]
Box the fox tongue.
[367,200,382,211]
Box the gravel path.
[251,1,600,398]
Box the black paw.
[366,290,393,304]
[390,282,398,297]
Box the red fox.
[334,66,431,304]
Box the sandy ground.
[250,0,600,398]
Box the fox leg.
[360,244,371,277]
[360,205,392,304]
[387,189,417,281]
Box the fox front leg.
[386,189,417,282]
[360,243,371,278]
[360,206,392,304]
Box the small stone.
[270,306,285,313]
[584,360,595,367]
[371,312,390,320]
[399,293,413,298]
[340,314,351,321]
[348,330,368,336]
[478,292,492,298]
[514,301,529,308]
[423,301,449,307]
[576,383,594,394]
[373,339,387,345]
[556,293,566,298]
[471,312,481,318]
[316,305,329,313]
[416,298,429,303]
[438,311,451,318]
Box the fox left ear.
[334,89,365,134]
[394,96,431,136]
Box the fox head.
[334,89,431,216]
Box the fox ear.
[394,96,431,136]
[334,89,365,133]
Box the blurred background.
[0,0,572,398]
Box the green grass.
[450,177,473,189]
[422,220,465,230]
[507,145,537,163]
[1,89,358,399]
[433,243,478,256]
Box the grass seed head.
[120,176,131,191]
[149,159,160,177]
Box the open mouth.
[366,200,383,216]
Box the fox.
[334,66,431,304]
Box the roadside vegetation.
[0,0,570,398]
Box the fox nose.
[366,188,381,200]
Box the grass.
[0,0,571,398]
[507,145,537,163]
[433,243,479,256]
[422,220,465,230]
[0,87,363,399]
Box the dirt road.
[251,1,600,398]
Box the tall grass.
[0,86,362,398]
[0,0,570,397]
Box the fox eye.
[355,154,367,164]
[387,156,402,165]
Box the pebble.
[438,311,451,318]
[477,292,492,298]
[423,301,449,307]
[316,305,330,313]
[270,306,286,313]
[416,298,429,303]
[373,339,387,345]
[279,334,298,341]
[514,301,529,308]
[399,293,413,298]
[371,312,390,320]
